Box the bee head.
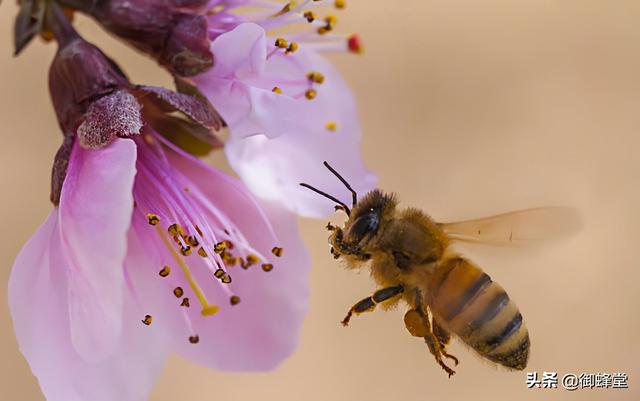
[300,162,396,246]
[343,189,395,243]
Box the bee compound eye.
[349,212,379,240]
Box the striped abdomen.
[427,257,529,370]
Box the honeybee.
[301,162,580,377]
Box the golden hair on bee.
[301,161,580,377]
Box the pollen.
[305,89,317,100]
[230,295,241,305]
[304,11,316,22]
[173,287,184,298]
[159,265,171,277]
[326,121,338,131]
[241,254,260,270]
[286,42,299,54]
[262,263,274,272]
[147,214,160,226]
[272,247,284,257]
[189,335,200,344]
[307,71,325,84]
[168,223,185,237]
[272,86,283,94]
[275,37,289,49]
[180,245,192,256]
[186,235,199,247]
[142,315,153,325]
[197,247,208,257]
[214,241,226,254]
[181,297,190,307]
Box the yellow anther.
[221,274,232,284]
[273,1,297,17]
[325,15,338,27]
[147,214,160,226]
[173,287,184,298]
[168,223,184,237]
[186,236,199,247]
[197,247,208,257]
[224,240,235,250]
[180,245,192,256]
[286,42,299,54]
[214,268,225,279]
[181,297,190,307]
[272,86,283,94]
[262,263,274,272]
[188,335,200,344]
[159,265,171,277]
[155,225,219,317]
[274,37,288,48]
[305,89,317,100]
[272,246,284,257]
[142,315,153,325]
[214,241,226,254]
[325,121,338,131]
[307,71,325,84]
[304,11,316,22]
[335,0,346,9]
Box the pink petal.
[194,23,301,139]
[58,138,137,361]
[197,23,377,216]
[9,213,168,401]
[143,148,310,370]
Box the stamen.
[142,315,153,325]
[156,225,220,317]
[307,71,325,84]
[326,121,338,131]
[272,1,298,17]
[272,247,284,257]
[159,265,171,277]
[272,86,283,94]
[189,335,200,344]
[305,89,317,99]
[241,254,260,270]
[275,37,289,48]
[173,287,184,298]
[214,241,226,254]
[318,15,337,35]
[181,297,190,307]
[335,0,346,9]
[198,247,208,257]
[262,263,274,272]
[304,11,316,22]
[230,295,241,305]
[286,42,299,54]
[147,214,160,226]
[347,34,362,53]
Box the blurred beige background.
[1,1,639,400]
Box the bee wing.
[439,207,582,245]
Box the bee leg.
[433,319,459,366]
[404,307,457,378]
[341,285,404,326]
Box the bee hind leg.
[404,307,458,378]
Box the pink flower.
[193,1,376,217]
[9,23,309,401]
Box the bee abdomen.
[429,258,529,370]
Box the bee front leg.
[328,226,369,260]
[341,285,404,326]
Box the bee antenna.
[322,161,358,207]
[299,183,351,216]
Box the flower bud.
[59,0,213,76]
